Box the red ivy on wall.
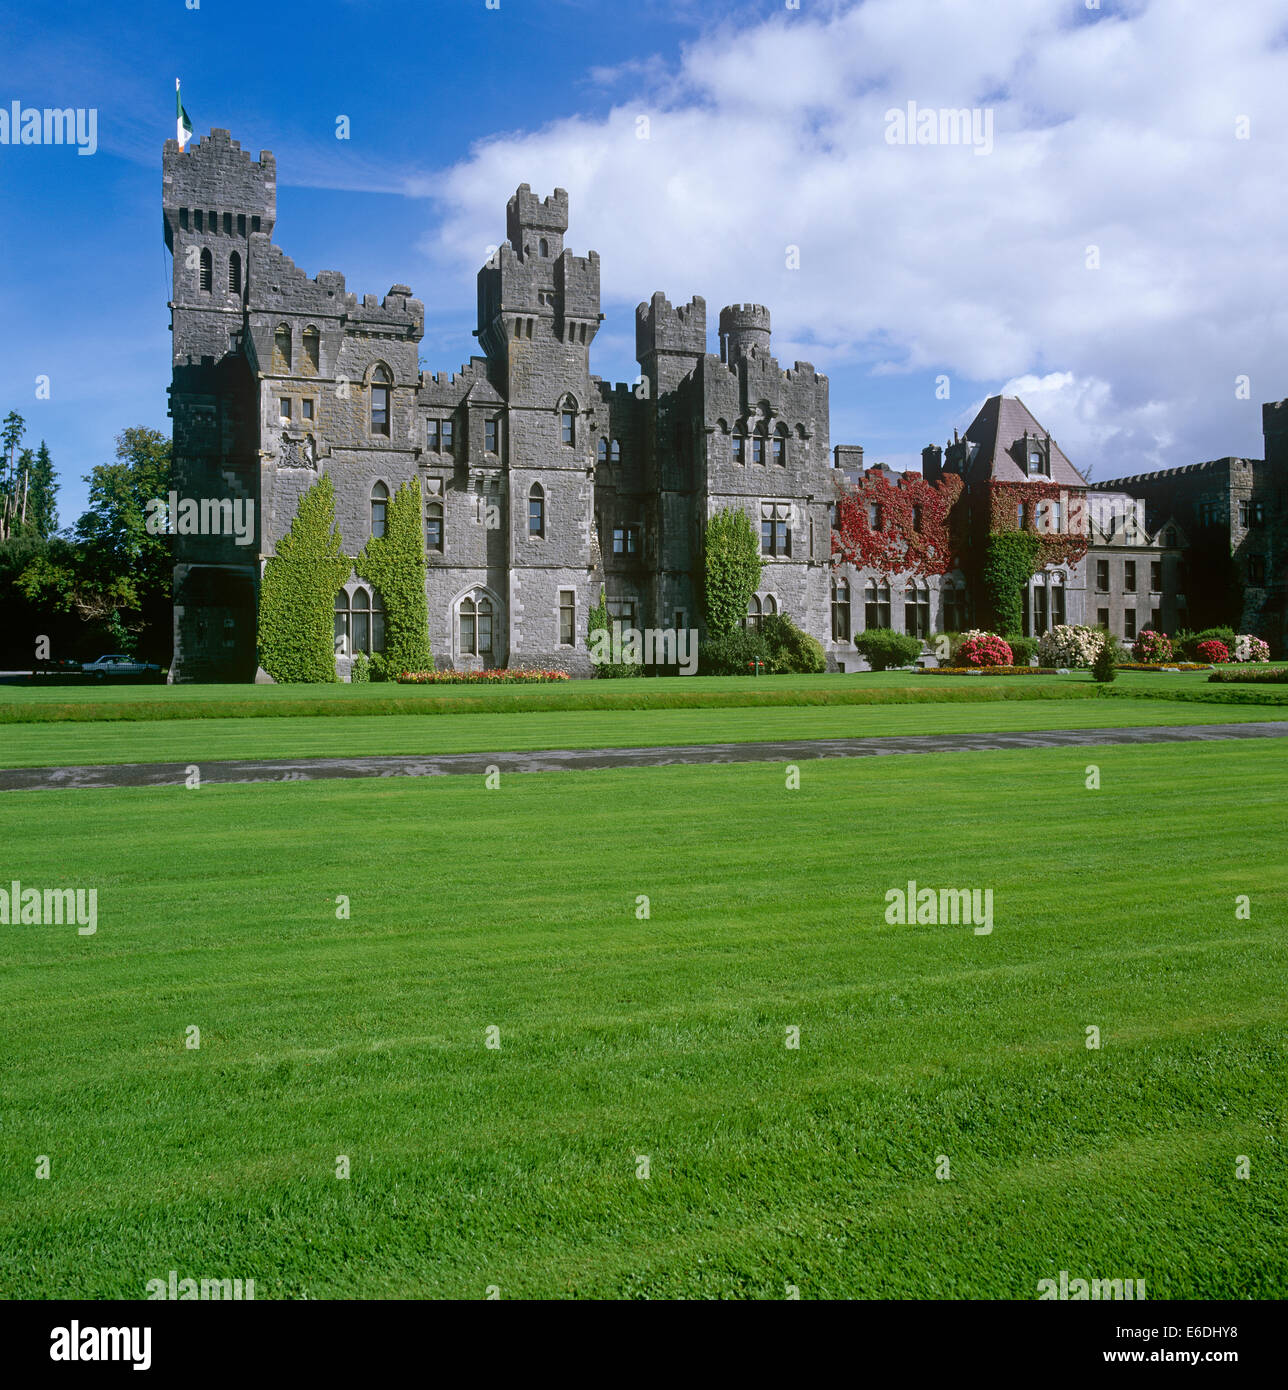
[988,480,1089,568]
[832,470,964,576]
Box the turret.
[718,303,771,362]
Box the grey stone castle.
[163,130,1284,680]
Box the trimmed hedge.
[853,627,923,671]
[257,474,353,683]
[761,613,826,674]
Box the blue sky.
[2,0,1286,526]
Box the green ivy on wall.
[257,474,352,683]
[356,477,432,677]
[982,529,1041,636]
[704,507,764,638]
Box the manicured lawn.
[0,695,1281,768]
[1,742,1284,1298]
[0,668,1255,725]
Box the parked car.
[81,654,163,679]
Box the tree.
[703,507,763,637]
[1,412,25,541]
[25,442,59,538]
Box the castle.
[163,130,1284,680]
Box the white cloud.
[413,0,1288,475]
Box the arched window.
[227,251,241,294]
[559,401,576,446]
[302,326,320,374]
[764,594,777,616]
[425,500,443,553]
[865,580,891,630]
[905,581,930,639]
[370,365,391,435]
[597,438,608,464]
[370,481,388,538]
[611,439,621,463]
[832,577,851,641]
[539,238,549,257]
[335,587,385,656]
[199,248,212,293]
[1050,569,1066,627]
[273,324,291,372]
[745,594,763,632]
[528,482,545,537]
[772,423,787,466]
[459,592,494,658]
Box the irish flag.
[176,79,193,149]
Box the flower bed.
[398,668,571,684]
[919,665,1058,675]
[1114,662,1213,671]
[1208,666,1288,684]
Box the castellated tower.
[163,129,276,681]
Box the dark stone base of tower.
[163,130,1287,680]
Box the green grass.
[0,668,1253,724]
[0,696,1281,768]
[1,741,1285,1298]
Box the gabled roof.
[963,395,1088,488]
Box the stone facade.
[163,130,1286,680]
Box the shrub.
[257,474,353,683]
[703,508,763,638]
[1093,639,1116,682]
[762,613,826,674]
[698,627,772,676]
[1132,629,1173,663]
[1038,624,1105,668]
[367,651,390,682]
[1004,635,1038,666]
[956,630,1013,667]
[1234,634,1271,663]
[355,478,432,677]
[1195,638,1230,664]
[586,587,640,678]
[350,651,370,683]
[1175,626,1235,661]
[853,627,923,671]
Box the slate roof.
[963,395,1088,487]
